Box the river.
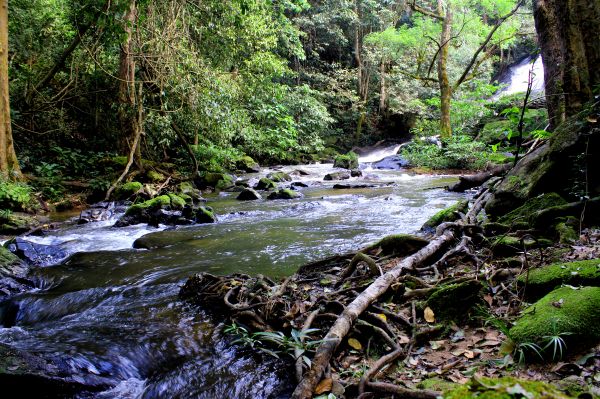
[0,152,463,398]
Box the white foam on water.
[358,144,402,164]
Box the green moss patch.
[267,171,292,183]
[198,172,234,190]
[498,193,567,225]
[518,260,600,299]
[167,194,186,209]
[266,189,302,200]
[426,280,484,322]
[255,177,276,191]
[194,206,217,224]
[423,200,469,229]
[509,286,600,356]
[333,152,359,169]
[445,376,572,399]
[364,234,428,257]
[114,181,143,200]
[125,195,171,216]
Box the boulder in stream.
[333,152,359,169]
[237,188,262,201]
[324,171,351,181]
[115,195,216,227]
[267,171,292,183]
[0,343,112,397]
[255,177,277,191]
[5,238,69,267]
[0,246,32,299]
[78,201,119,224]
[235,156,260,173]
[267,189,302,200]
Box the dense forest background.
[2,0,539,201]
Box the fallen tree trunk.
[448,163,511,192]
[291,229,456,399]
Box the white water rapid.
[358,144,402,163]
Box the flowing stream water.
[0,154,463,398]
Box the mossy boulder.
[193,206,217,224]
[267,189,302,200]
[197,172,234,190]
[0,213,40,235]
[255,178,277,191]
[497,192,567,225]
[485,104,600,217]
[509,286,600,357]
[237,188,262,201]
[125,195,172,216]
[333,152,359,169]
[114,181,143,200]
[555,221,578,243]
[490,235,539,257]
[422,200,469,229]
[324,171,351,181]
[444,377,573,399]
[0,246,31,299]
[267,171,292,183]
[146,170,165,183]
[426,280,484,322]
[167,194,187,209]
[236,156,260,173]
[364,234,429,257]
[518,259,600,299]
[177,182,204,203]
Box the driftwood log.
[448,163,511,192]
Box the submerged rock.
[237,188,262,201]
[267,189,302,200]
[5,238,69,267]
[509,286,600,359]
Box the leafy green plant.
[224,323,323,367]
[0,180,33,210]
[542,319,572,361]
[402,135,489,170]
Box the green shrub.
[0,180,33,210]
[402,135,489,170]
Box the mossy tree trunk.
[118,0,143,172]
[437,0,453,138]
[534,0,600,130]
[0,0,22,181]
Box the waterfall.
[358,144,402,164]
[495,55,544,98]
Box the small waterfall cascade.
[358,144,402,164]
[495,55,545,98]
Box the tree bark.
[0,0,22,180]
[437,0,452,138]
[533,0,600,130]
[118,0,143,170]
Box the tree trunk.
[379,58,387,115]
[118,0,143,170]
[438,1,452,138]
[533,0,600,130]
[0,0,22,180]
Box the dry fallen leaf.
[424,307,435,323]
[347,338,363,350]
[376,313,387,322]
[314,378,333,395]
